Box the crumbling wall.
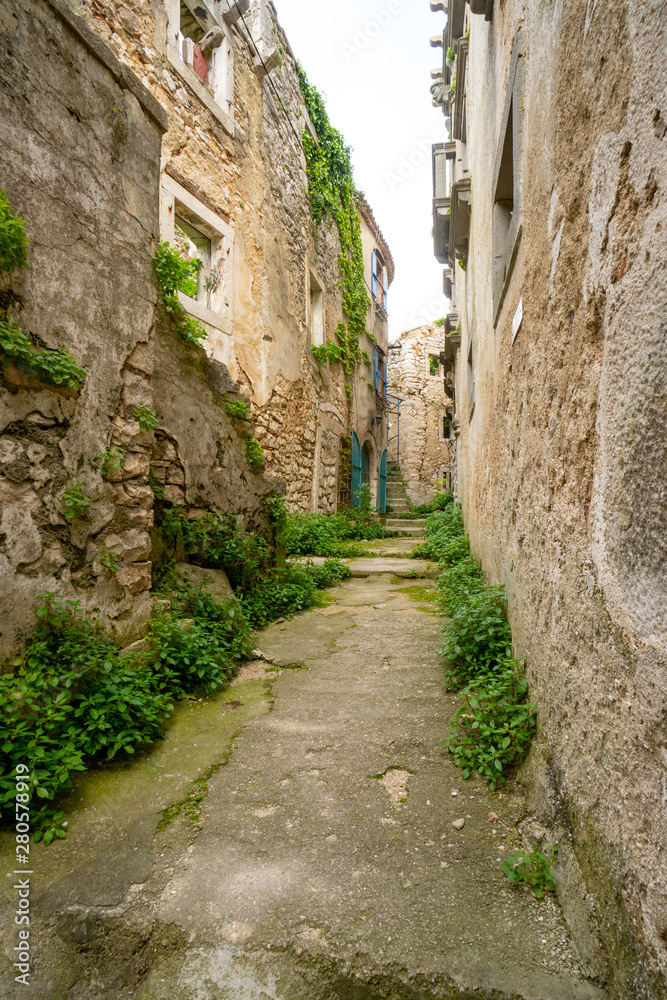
[458,0,667,992]
[387,325,451,505]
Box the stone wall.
[73,0,393,515]
[435,0,667,993]
[0,0,278,657]
[387,325,451,505]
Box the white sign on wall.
[512,297,523,344]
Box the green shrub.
[284,508,388,558]
[436,556,485,616]
[411,505,468,564]
[397,491,453,519]
[441,586,513,689]
[502,843,558,899]
[0,595,173,842]
[446,665,537,787]
[246,435,264,470]
[153,241,208,346]
[240,559,350,629]
[225,399,250,420]
[446,46,455,61]
[0,318,86,392]
[61,480,91,521]
[133,405,158,432]
[1,585,254,843]
[0,188,29,273]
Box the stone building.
[386,324,451,504]
[0,0,393,655]
[430,0,667,995]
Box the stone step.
[386,518,427,529]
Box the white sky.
[273,0,449,339]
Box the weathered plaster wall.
[387,325,451,505]
[455,0,667,993]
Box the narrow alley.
[2,525,606,999]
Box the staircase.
[384,466,426,536]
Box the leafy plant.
[225,399,250,420]
[99,546,119,573]
[502,843,558,899]
[100,447,125,476]
[133,406,158,432]
[240,559,350,629]
[446,46,455,61]
[0,318,86,392]
[283,507,389,557]
[446,665,537,787]
[153,241,208,346]
[451,70,457,92]
[457,257,467,271]
[61,480,91,521]
[246,434,264,471]
[0,188,29,273]
[441,586,513,689]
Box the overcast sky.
[273,0,449,339]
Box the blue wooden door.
[378,448,387,514]
[351,431,362,508]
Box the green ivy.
[61,480,91,521]
[0,188,29,273]
[297,64,371,383]
[0,317,86,393]
[133,405,158,432]
[153,241,208,346]
[246,434,264,471]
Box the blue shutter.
[371,249,377,299]
[382,266,388,310]
[374,347,380,392]
[351,431,362,508]
[377,449,387,513]
[382,360,387,399]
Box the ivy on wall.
[296,64,371,382]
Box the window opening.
[371,249,388,310]
[178,2,210,83]
[174,215,212,302]
[443,415,451,438]
[429,355,440,377]
[493,97,514,290]
[467,337,475,417]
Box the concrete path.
[1,568,608,999]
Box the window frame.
[492,33,524,326]
[164,0,235,136]
[160,172,234,337]
[308,267,326,349]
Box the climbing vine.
[296,64,371,381]
[153,241,208,346]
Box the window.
[308,270,325,348]
[443,415,451,438]
[371,249,388,310]
[166,0,234,134]
[161,172,234,339]
[429,355,441,377]
[374,347,387,398]
[492,34,523,323]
